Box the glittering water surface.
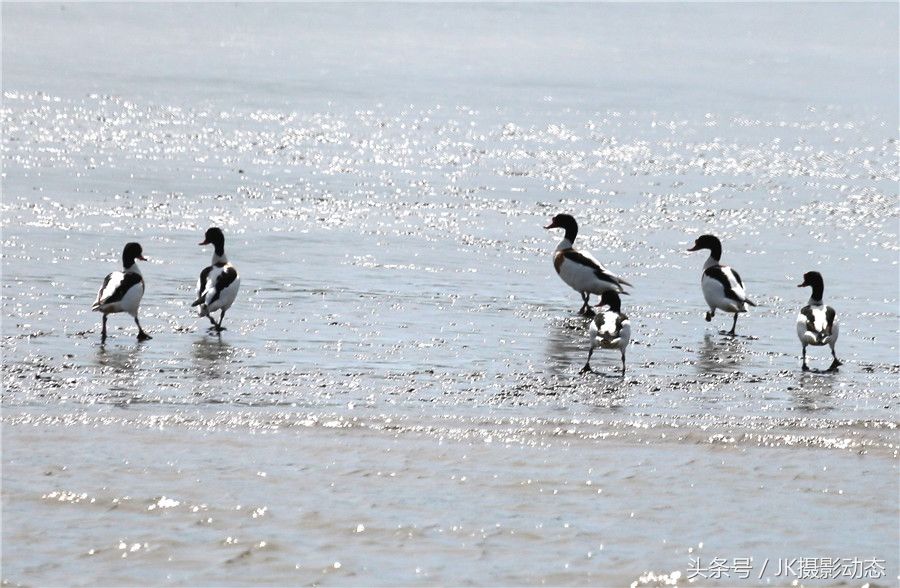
[2,4,898,587]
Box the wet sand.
[2,3,898,586]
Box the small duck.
[580,290,631,375]
[92,242,152,342]
[796,271,841,372]
[545,213,631,315]
[192,227,240,332]
[687,234,756,336]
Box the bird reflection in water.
[95,342,142,373]
[95,342,144,403]
[544,316,591,376]
[791,371,837,412]
[695,333,748,375]
[191,336,234,380]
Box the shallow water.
[2,4,899,587]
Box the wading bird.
[687,234,756,336]
[545,213,631,315]
[796,271,841,372]
[580,290,631,376]
[193,227,240,332]
[92,242,152,342]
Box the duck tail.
[745,298,757,307]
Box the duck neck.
[123,259,142,275]
[702,254,719,270]
[808,283,824,305]
[556,224,578,251]
[211,250,228,265]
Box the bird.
[687,234,756,336]
[544,213,631,315]
[92,242,151,342]
[580,290,631,375]
[192,227,240,332]
[796,271,841,372]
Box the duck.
[796,271,841,372]
[544,213,631,315]
[687,234,756,336]
[92,242,152,342]
[580,290,631,375]
[192,227,240,332]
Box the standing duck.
[92,242,152,342]
[687,234,756,336]
[580,290,631,375]
[796,271,841,372]
[192,227,240,332]
[545,213,631,315]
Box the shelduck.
[192,227,240,332]
[580,290,631,375]
[796,271,841,372]
[545,213,631,315]
[687,234,756,336]
[92,242,151,342]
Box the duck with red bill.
[91,242,152,342]
[544,213,631,316]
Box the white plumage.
[93,272,144,316]
[700,265,752,314]
[796,306,839,346]
[556,250,626,296]
[196,265,241,317]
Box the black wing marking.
[825,306,836,335]
[593,312,610,334]
[800,305,818,334]
[563,249,628,288]
[93,273,113,308]
[597,311,626,341]
[704,266,743,303]
[207,266,238,306]
[615,313,627,336]
[196,266,213,300]
[100,273,143,305]
[730,268,756,306]
[564,249,602,271]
